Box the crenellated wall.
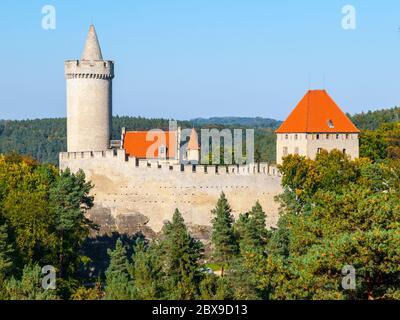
[59,149,282,240]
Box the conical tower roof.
[276,90,360,133]
[81,25,103,61]
[188,128,200,150]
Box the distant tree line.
[350,106,400,130]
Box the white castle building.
[60,26,359,239]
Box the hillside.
[350,106,400,130]
[191,117,282,129]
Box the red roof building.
[276,90,360,164]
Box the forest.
[0,107,399,300]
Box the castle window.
[346,134,349,139]
[283,147,288,156]
[294,134,298,140]
[285,134,289,140]
[316,134,320,140]
[336,134,340,139]
[327,119,335,129]
[343,149,347,155]
[317,148,322,154]
[326,134,329,139]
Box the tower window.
[317,148,322,154]
[343,149,347,155]
[316,134,320,140]
[336,134,340,139]
[285,134,289,140]
[294,134,298,140]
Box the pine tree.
[160,209,204,300]
[49,168,96,280]
[104,239,132,300]
[131,240,163,300]
[235,201,269,251]
[211,193,238,273]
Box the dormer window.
[327,119,335,129]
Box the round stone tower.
[65,25,114,152]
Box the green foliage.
[235,201,269,252]
[131,240,163,300]
[71,281,103,300]
[3,264,58,300]
[50,168,96,282]
[252,151,400,300]
[359,122,400,161]
[104,239,133,300]
[0,223,14,280]
[211,193,238,269]
[0,153,97,300]
[191,117,281,129]
[159,209,204,300]
[350,106,400,130]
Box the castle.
[60,26,359,240]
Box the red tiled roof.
[275,90,360,133]
[123,131,177,159]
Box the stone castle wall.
[59,149,282,240]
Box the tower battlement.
[64,60,114,80]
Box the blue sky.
[1,0,400,120]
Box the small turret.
[187,128,200,163]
